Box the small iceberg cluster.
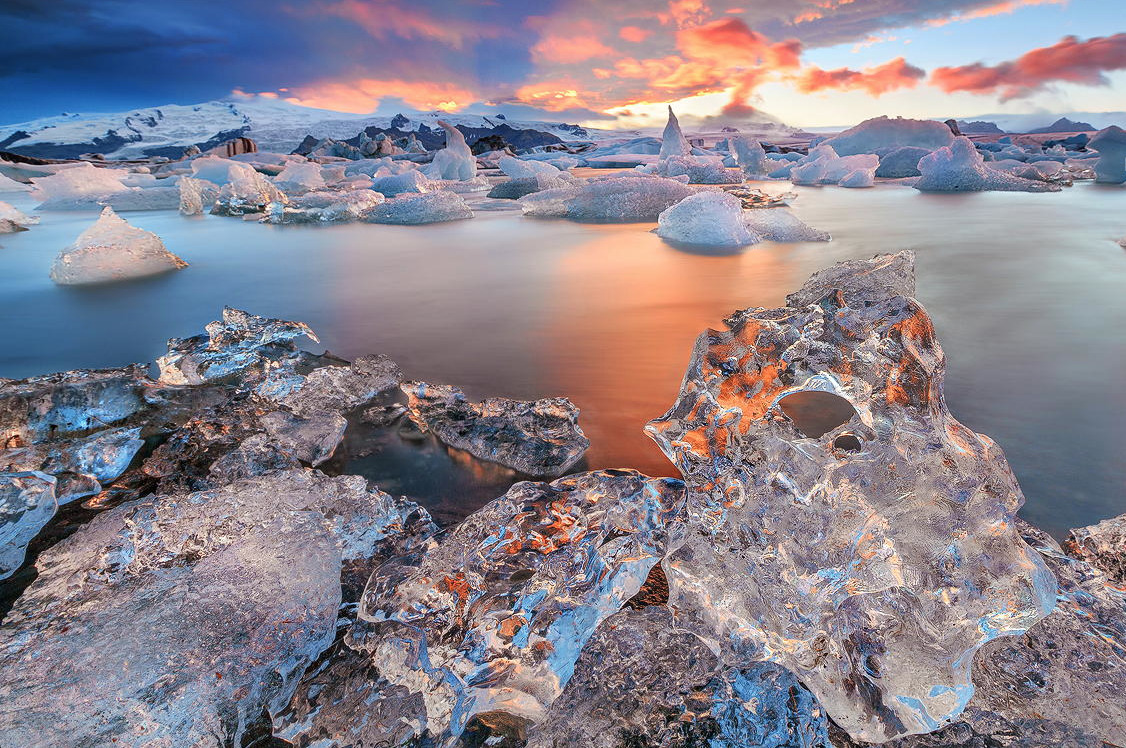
[49,206,187,285]
[656,191,830,247]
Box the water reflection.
[1,182,1124,536]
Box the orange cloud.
[513,79,596,112]
[619,26,652,43]
[926,0,1065,27]
[931,33,1126,99]
[319,0,501,48]
[283,78,477,113]
[677,18,802,69]
[659,0,711,29]
[531,33,616,64]
[797,57,925,96]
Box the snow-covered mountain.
[958,111,1125,133]
[0,96,610,160]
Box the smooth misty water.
[1,178,1124,536]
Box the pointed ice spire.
[659,106,692,158]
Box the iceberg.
[98,185,182,211]
[875,145,931,178]
[210,162,287,215]
[280,354,402,417]
[0,200,39,229]
[263,188,384,224]
[822,115,954,156]
[656,192,757,247]
[362,190,473,225]
[487,172,570,199]
[731,136,770,178]
[656,154,742,184]
[915,137,1061,192]
[1064,511,1126,584]
[30,162,131,210]
[178,176,220,215]
[49,207,188,285]
[744,207,831,242]
[498,155,562,179]
[370,169,432,197]
[423,120,478,181]
[400,381,589,477]
[1088,125,1126,184]
[789,145,879,187]
[659,106,692,158]
[1,426,144,506]
[274,159,326,192]
[189,155,248,185]
[520,175,695,222]
[0,172,32,192]
[646,252,1056,741]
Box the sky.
[1,0,1125,127]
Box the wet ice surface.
[0,177,1124,534]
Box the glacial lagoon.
[1,175,1124,536]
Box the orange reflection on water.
[540,223,807,476]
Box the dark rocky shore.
[1,253,1123,747]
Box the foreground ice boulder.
[0,469,427,747]
[401,381,589,477]
[363,190,473,225]
[349,470,686,743]
[424,121,477,181]
[1088,125,1126,184]
[823,116,954,156]
[0,471,57,579]
[527,606,831,748]
[915,138,1060,192]
[157,307,317,386]
[49,207,187,285]
[646,252,1056,741]
[1064,511,1126,584]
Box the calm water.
[2,176,1124,536]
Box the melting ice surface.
[0,175,1124,535]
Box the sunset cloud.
[931,33,1126,99]
[925,0,1065,27]
[677,18,802,69]
[283,78,477,113]
[618,26,652,43]
[531,33,616,64]
[317,0,502,48]
[798,57,926,96]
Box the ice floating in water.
[915,137,1060,192]
[657,192,757,247]
[363,190,472,225]
[370,169,432,196]
[0,200,39,230]
[656,154,741,184]
[263,189,384,224]
[487,173,569,199]
[211,162,287,215]
[98,185,182,211]
[49,207,188,285]
[189,155,248,185]
[875,146,931,178]
[1088,125,1126,184]
[731,136,770,178]
[656,192,830,247]
[789,145,879,187]
[30,162,130,210]
[401,381,589,477]
[424,121,478,181]
[498,155,562,179]
[646,251,1055,741]
[520,175,695,222]
[823,115,954,156]
[0,172,31,192]
[354,470,686,742]
[660,106,692,158]
[274,160,326,192]
[178,176,220,216]
[0,469,426,747]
